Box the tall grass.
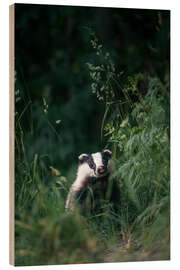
[86,33,170,259]
[15,33,170,265]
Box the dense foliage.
[14,4,170,266]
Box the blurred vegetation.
[14,4,170,266]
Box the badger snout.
[98,165,106,174]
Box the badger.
[65,149,119,213]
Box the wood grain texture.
[9,4,15,266]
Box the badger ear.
[78,153,88,163]
[103,149,112,159]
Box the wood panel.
[9,4,15,266]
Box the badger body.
[65,149,114,212]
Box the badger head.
[78,149,112,178]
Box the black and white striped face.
[78,149,112,177]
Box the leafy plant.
[87,33,170,258]
[15,25,170,265]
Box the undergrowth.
[15,33,170,265]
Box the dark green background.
[15,4,170,172]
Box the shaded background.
[14,4,170,266]
[15,4,170,173]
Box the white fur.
[103,149,112,156]
[73,163,95,189]
[92,150,112,177]
[65,163,93,211]
[65,150,112,211]
[78,153,88,161]
[91,152,103,175]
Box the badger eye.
[89,162,94,169]
[88,159,95,169]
